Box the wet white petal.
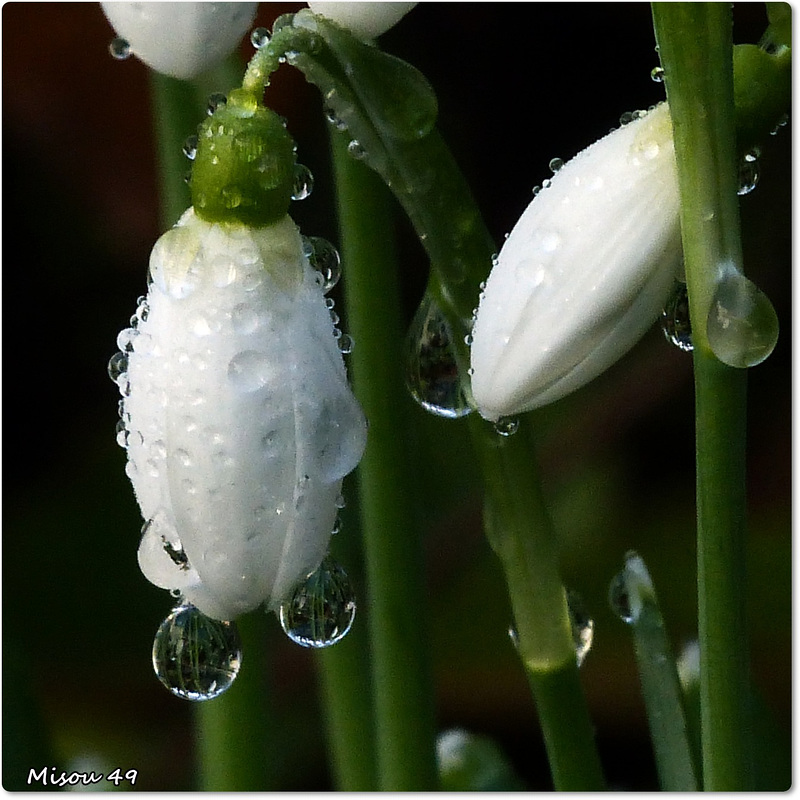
[102,2,258,80]
[307,1,417,38]
[470,103,682,421]
[124,209,367,620]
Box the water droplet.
[493,417,519,437]
[227,351,275,392]
[272,13,295,33]
[548,157,564,173]
[567,590,594,667]
[152,603,241,701]
[279,557,356,648]
[182,134,198,161]
[250,26,270,49]
[109,37,130,60]
[206,93,227,116]
[661,280,693,352]
[347,140,367,160]
[107,351,128,384]
[323,105,348,132]
[115,419,129,448]
[303,236,341,293]
[737,150,760,196]
[404,294,472,419]
[337,333,354,354]
[608,571,634,624]
[291,164,314,201]
[231,302,261,335]
[116,327,138,353]
[650,65,665,83]
[706,271,779,368]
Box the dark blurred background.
[2,2,790,791]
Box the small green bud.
[191,89,296,227]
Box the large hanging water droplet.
[109,37,131,60]
[737,149,760,196]
[404,294,472,419]
[661,280,693,352]
[303,236,341,293]
[706,271,779,368]
[608,570,635,624]
[279,556,356,649]
[567,590,595,667]
[291,164,314,201]
[152,603,242,701]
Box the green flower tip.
[191,88,296,227]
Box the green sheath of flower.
[191,89,296,227]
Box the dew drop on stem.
[404,294,472,419]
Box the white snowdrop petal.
[470,103,682,421]
[307,1,417,39]
[101,2,258,80]
[125,209,367,620]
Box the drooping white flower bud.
[307,1,417,39]
[469,103,681,421]
[115,208,367,621]
[101,2,258,80]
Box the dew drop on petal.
[107,351,128,384]
[706,271,779,368]
[152,603,242,701]
[548,157,564,173]
[660,280,693,352]
[404,294,472,419]
[109,37,131,60]
[227,350,275,392]
[303,236,341,293]
[279,557,356,648]
[337,333,354,354]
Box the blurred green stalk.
[651,4,751,789]
[331,131,439,791]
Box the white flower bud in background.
[101,2,258,80]
[115,208,367,621]
[469,103,681,421]
[307,1,417,39]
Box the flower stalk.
[650,3,789,789]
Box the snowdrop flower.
[112,93,367,621]
[307,1,417,39]
[470,103,681,421]
[101,2,258,80]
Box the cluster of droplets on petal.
[469,103,682,421]
[116,208,366,621]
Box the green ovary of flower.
[192,90,296,227]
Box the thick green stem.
[651,4,752,789]
[474,418,605,790]
[314,499,378,790]
[193,614,279,790]
[331,131,439,791]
